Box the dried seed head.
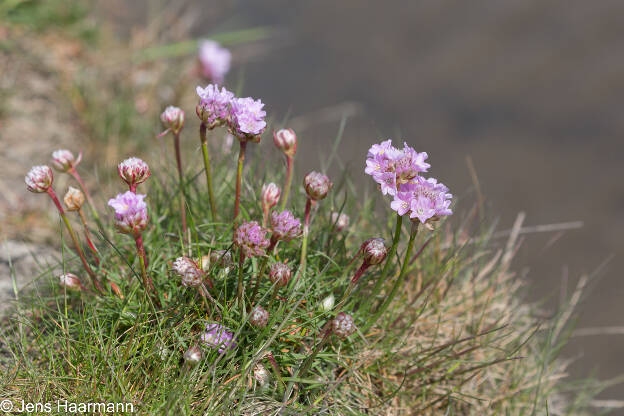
[362,238,388,266]
[51,149,80,172]
[160,106,185,135]
[332,312,356,339]
[261,183,281,212]
[249,306,269,328]
[63,186,85,211]
[59,273,83,291]
[269,262,291,287]
[25,165,53,193]
[173,256,203,287]
[184,345,203,365]
[118,157,151,190]
[273,128,297,157]
[303,171,332,201]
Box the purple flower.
[196,84,234,127]
[233,221,270,257]
[173,256,203,287]
[229,96,267,141]
[270,210,302,242]
[198,40,231,84]
[390,177,452,224]
[201,323,236,353]
[25,165,53,193]
[107,191,148,235]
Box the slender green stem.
[284,330,330,402]
[268,285,280,310]
[199,123,217,221]
[236,247,245,313]
[173,131,188,237]
[365,214,403,313]
[365,222,418,331]
[279,156,293,211]
[134,234,155,294]
[298,198,312,277]
[233,141,247,224]
[249,256,269,309]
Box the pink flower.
[118,157,150,191]
[25,165,53,193]
[331,212,350,232]
[364,140,428,196]
[196,84,234,127]
[229,97,267,141]
[51,149,81,172]
[270,210,302,242]
[303,171,332,200]
[198,40,231,84]
[107,191,148,235]
[390,177,453,224]
[173,256,203,287]
[233,221,270,257]
[269,262,291,287]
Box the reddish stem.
[351,262,370,284]
[234,141,247,224]
[173,131,188,236]
[134,234,155,293]
[78,208,99,265]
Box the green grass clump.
[0,125,601,414]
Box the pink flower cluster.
[107,191,148,235]
[233,221,270,257]
[270,210,302,242]
[365,140,452,224]
[198,40,231,85]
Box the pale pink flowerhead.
[51,149,81,172]
[331,212,350,232]
[261,183,281,213]
[198,40,231,85]
[118,157,151,191]
[229,96,267,141]
[173,256,203,287]
[273,128,297,157]
[25,165,53,193]
[196,84,234,127]
[59,273,83,291]
[332,312,356,339]
[233,221,270,258]
[303,171,332,201]
[160,106,185,135]
[270,210,302,242]
[201,323,236,353]
[249,306,269,328]
[107,191,148,235]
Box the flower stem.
[365,221,418,332]
[199,123,217,221]
[77,208,99,265]
[279,156,294,211]
[47,189,103,293]
[134,234,155,295]
[236,247,246,311]
[69,167,107,239]
[233,140,247,224]
[173,131,188,238]
[268,285,280,310]
[298,198,313,277]
[365,214,403,313]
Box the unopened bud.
[249,306,269,328]
[51,149,81,172]
[332,312,356,339]
[25,165,53,193]
[59,273,83,290]
[273,128,297,157]
[331,212,350,232]
[320,294,335,311]
[362,238,388,266]
[303,171,332,201]
[160,106,185,135]
[261,183,281,212]
[269,262,291,287]
[173,256,203,287]
[118,157,150,191]
[184,345,203,365]
[63,186,85,211]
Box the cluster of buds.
[173,256,204,287]
[249,305,269,328]
[118,157,151,192]
[304,171,333,201]
[160,106,185,135]
[273,128,297,157]
[331,312,356,339]
[51,149,82,173]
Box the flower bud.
[25,165,53,193]
[273,128,297,157]
[303,171,332,201]
[173,256,203,287]
[253,363,270,387]
[261,183,281,213]
[331,212,350,232]
[332,312,356,339]
[249,306,269,328]
[63,186,85,211]
[118,157,151,190]
[269,262,291,287]
[362,238,388,266]
[320,294,335,311]
[51,149,81,172]
[160,106,185,135]
[59,273,83,291]
[184,345,203,365]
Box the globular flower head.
[361,238,388,266]
[261,183,281,213]
[303,171,332,200]
[249,306,269,328]
[270,210,302,242]
[198,40,231,84]
[391,176,453,224]
[365,140,429,196]
[331,212,350,232]
[63,186,85,211]
[183,345,202,365]
[118,157,150,190]
[107,191,148,235]
[59,273,83,291]
[229,96,267,141]
[332,312,356,339]
[160,106,185,135]
[196,84,234,127]
[25,165,53,193]
[173,256,203,287]
[201,323,236,353]
[273,128,297,157]
[269,262,291,287]
[51,149,81,172]
[234,221,270,258]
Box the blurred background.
[1,0,623,404]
